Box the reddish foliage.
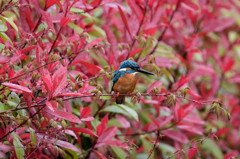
[0,0,239,158]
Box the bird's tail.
[116,95,125,104]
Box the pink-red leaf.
[147,114,160,128]
[126,0,143,21]
[0,55,10,64]
[57,93,91,97]
[68,127,98,137]
[2,82,32,93]
[52,139,80,153]
[46,0,62,10]
[162,129,189,143]
[117,5,132,38]
[41,75,52,93]
[85,37,105,50]
[182,0,199,11]
[129,48,142,57]
[173,75,189,90]
[97,114,108,136]
[71,60,102,76]
[103,139,129,149]
[60,17,71,27]
[92,150,107,159]
[90,0,102,8]
[80,107,91,118]
[95,127,118,148]
[40,9,54,31]
[147,81,162,93]
[52,66,67,97]
[47,110,82,124]
[46,100,58,111]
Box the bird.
[112,60,154,104]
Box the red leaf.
[60,17,71,27]
[116,115,130,128]
[46,100,58,111]
[129,48,142,57]
[143,26,158,36]
[46,0,62,10]
[126,0,143,21]
[173,75,189,90]
[95,127,117,148]
[97,114,108,136]
[0,143,10,154]
[52,66,67,97]
[80,107,91,118]
[85,37,105,50]
[57,93,91,97]
[188,148,197,159]
[71,60,101,76]
[117,5,132,38]
[20,46,36,54]
[24,11,34,30]
[147,114,160,128]
[223,57,234,72]
[0,55,10,64]
[47,110,82,124]
[147,81,162,93]
[103,139,129,149]
[40,9,54,31]
[177,123,203,135]
[2,82,32,93]
[54,139,80,153]
[92,150,107,159]
[142,115,173,132]
[68,127,98,137]
[154,56,177,68]
[162,129,189,143]
[41,75,52,93]
[90,0,102,8]
[23,92,32,108]
[81,117,94,122]
[182,0,199,11]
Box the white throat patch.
[119,68,127,71]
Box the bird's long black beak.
[138,68,154,75]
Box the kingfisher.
[112,60,154,104]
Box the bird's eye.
[132,67,139,71]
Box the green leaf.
[101,105,127,115]
[101,105,139,121]
[111,146,127,159]
[0,22,8,31]
[0,15,18,32]
[89,25,106,37]
[12,133,25,159]
[0,102,8,112]
[117,104,139,121]
[159,143,176,159]
[29,128,37,145]
[70,7,84,13]
[0,32,13,44]
[201,138,223,159]
[68,22,83,35]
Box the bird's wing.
[111,70,121,91]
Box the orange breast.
[113,73,138,94]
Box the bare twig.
[140,0,182,62]
[147,130,160,159]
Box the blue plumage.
[119,60,140,69]
[112,60,138,91]
[112,60,154,104]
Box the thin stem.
[141,0,182,62]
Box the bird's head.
[119,60,154,75]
